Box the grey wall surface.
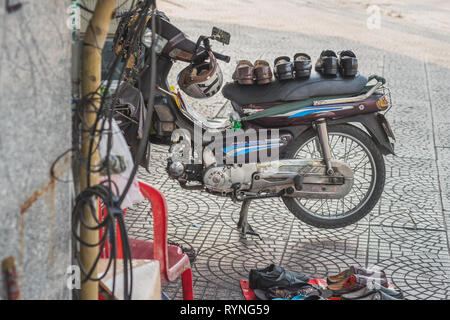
[0,0,72,299]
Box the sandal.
[338,50,358,77]
[315,50,338,76]
[293,53,312,79]
[232,60,254,85]
[274,56,294,80]
[254,60,273,84]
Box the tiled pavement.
[125,8,450,300]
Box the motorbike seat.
[222,72,368,105]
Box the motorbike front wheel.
[282,124,385,229]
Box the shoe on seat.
[222,73,368,105]
[339,50,358,77]
[254,60,273,84]
[315,50,338,76]
[274,56,294,80]
[232,60,255,85]
[293,53,312,79]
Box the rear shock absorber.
[316,118,334,175]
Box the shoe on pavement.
[249,264,310,290]
[328,274,389,296]
[327,266,386,285]
[341,283,403,300]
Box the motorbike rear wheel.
[282,124,385,228]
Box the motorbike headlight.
[142,28,152,47]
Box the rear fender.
[328,113,395,155]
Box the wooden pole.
[80,0,116,300]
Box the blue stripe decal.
[233,145,273,156]
[223,143,282,156]
[288,106,344,118]
[223,141,262,153]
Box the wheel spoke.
[293,131,376,219]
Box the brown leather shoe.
[232,60,254,85]
[254,60,273,84]
[327,266,386,285]
[328,274,389,296]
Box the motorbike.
[112,10,395,237]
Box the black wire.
[70,0,156,300]
[117,2,157,207]
[78,3,94,14]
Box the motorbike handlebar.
[195,48,231,64]
[212,51,231,63]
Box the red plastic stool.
[99,181,194,300]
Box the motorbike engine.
[202,166,233,193]
[167,137,355,201]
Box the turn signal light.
[376,95,389,109]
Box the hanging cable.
[71,0,157,300]
[117,2,157,207]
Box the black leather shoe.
[339,50,358,77]
[315,50,338,76]
[249,264,310,290]
[293,53,312,79]
[274,56,294,80]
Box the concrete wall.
[0,0,72,299]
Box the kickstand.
[237,199,262,240]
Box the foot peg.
[294,175,303,190]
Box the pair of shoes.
[341,282,404,300]
[343,290,402,300]
[274,53,312,80]
[249,264,310,290]
[327,274,389,296]
[232,60,273,85]
[327,266,386,285]
[315,50,358,77]
[253,282,323,300]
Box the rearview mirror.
[211,27,230,45]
